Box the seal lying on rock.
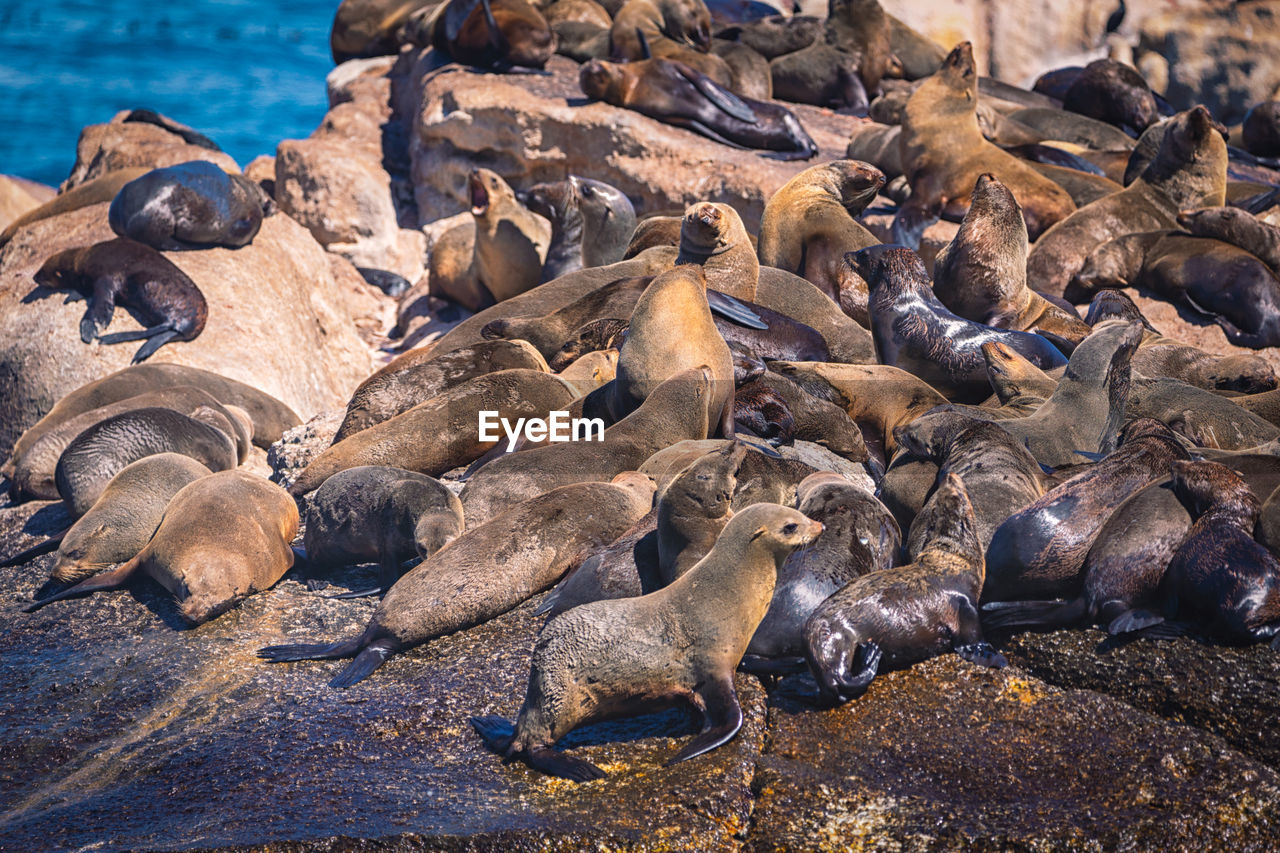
[471,502,821,781]
[107,160,274,250]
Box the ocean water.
[0,0,336,187]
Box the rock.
[327,253,398,348]
[0,204,373,457]
[1000,627,1280,771]
[779,439,876,492]
[861,211,959,275]
[243,155,277,187]
[750,656,1280,849]
[62,110,240,191]
[408,52,863,231]
[0,175,53,232]
[267,410,344,493]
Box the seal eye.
[783,523,798,534]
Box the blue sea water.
[0,0,336,187]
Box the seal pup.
[756,160,884,302]
[557,348,619,394]
[1116,461,1280,647]
[260,473,655,688]
[804,475,1006,702]
[894,41,1075,247]
[302,466,465,596]
[931,174,1091,343]
[1026,106,1228,299]
[471,502,822,780]
[857,245,1068,402]
[107,160,274,250]
[982,418,1190,603]
[54,406,241,518]
[579,57,818,159]
[34,238,208,362]
[735,371,868,461]
[656,441,745,584]
[26,470,299,625]
[1061,58,1159,136]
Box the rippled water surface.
[0,0,334,187]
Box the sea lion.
[548,318,631,370]
[557,348,619,394]
[804,474,1005,702]
[428,169,551,311]
[471,502,821,780]
[333,339,548,443]
[675,202,759,301]
[982,418,1189,603]
[857,245,1068,402]
[769,0,894,112]
[980,341,1056,403]
[289,369,577,496]
[641,438,817,506]
[894,41,1076,247]
[1006,107,1136,154]
[5,364,298,472]
[53,406,241,518]
[107,161,273,250]
[747,472,899,660]
[302,466,465,595]
[1243,102,1280,159]
[261,473,655,688]
[459,367,715,525]
[714,14,820,61]
[8,385,239,502]
[26,470,298,624]
[1126,378,1280,450]
[931,174,1091,343]
[1117,461,1280,647]
[0,168,150,248]
[756,160,883,301]
[1061,58,1159,136]
[1067,230,1280,348]
[1176,206,1280,273]
[736,371,868,460]
[428,0,556,69]
[656,441,745,583]
[608,0,730,89]
[522,176,637,281]
[579,57,818,160]
[34,238,208,363]
[483,276,653,358]
[895,411,1044,552]
[329,0,438,62]
[1027,106,1228,298]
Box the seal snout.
[469,170,491,216]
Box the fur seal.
[1061,58,1159,136]
[768,0,894,112]
[895,41,1075,247]
[1027,106,1228,298]
[547,318,630,370]
[329,0,438,62]
[733,380,794,446]
[302,466,465,595]
[657,441,745,583]
[557,348,619,394]
[289,369,577,496]
[736,371,868,461]
[756,160,883,301]
[857,245,1068,402]
[535,508,660,619]
[579,57,818,159]
[333,339,548,443]
[931,174,1091,342]
[1005,107,1136,155]
[53,406,242,518]
[107,161,273,250]
[1126,378,1279,450]
[428,0,556,69]
[1176,206,1280,273]
[980,340,1056,403]
[747,472,899,660]
[261,473,655,688]
[675,202,760,301]
[1243,102,1280,159]
[26,470,299,625]
[982,418,1190,603]
[522,175,636,281]
[714,15,820,61]
[804,474,1005,702]
[471,502,821,780]
[610,0,733,87]
[34,238,208,362]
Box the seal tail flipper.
[325,586,384,600]
[666,675,743,765]
[257,636,364,663]
[328,639,399,688]
[470,715,516,752]
[479,0,508,55]
[527,747,607,782]
[980,597,1088,631]
[23,559,138,613]
[0,534,65,568]
[706,290,767,329]
[1107,608,1165,635]
[635,27,651,60]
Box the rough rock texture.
[61,111,241,191]
[0,204,374,457]
[267,410,344,493]
[0,175,52,232]
[1141,1,1280,125]
[408,53,862,232]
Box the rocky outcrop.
[0,175,54,232]
[408,53,861,231]
[62,111,241,191]
[0,203,374,456]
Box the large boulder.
[408,53,861,232]
[0,203,375,457]
[62,111,241,191]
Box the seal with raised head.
[26,470,299,625]
[675,201,760,301]
[804,474,1006,702]
[894,41,1076,247]
[260,473,656,688]
[756,159,883,302]
[522,175,637,281]
[769,0,895,113]
[329,0,438,62]
[302,466,465,596]
[107,160,274,250]
[610,0,731,86]
[34,238,208,362]
[471,502,822,780]
[857,244,1068,402]
[656,440,745,584]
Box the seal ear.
[750,524,769,540]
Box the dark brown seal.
[1126,378,1280,451]
[34,238,208,362]
[329,0,437,62]
[26,470,299,625]
[1061,58,1160,136]
[736,370,868,461]
[429,0,555,69]
[107,160,273,250]
[260,473,655,689]
[522,175,637,281]
[769,0,895,112]
[471,502,821,780]
[1243,101,1280,159]
[1176,205,1280,273]
[804,474,1005,702]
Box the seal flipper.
[81,275,122,343]
[325,587,384,600]
[954,595,1008,666]
[479,0,509,56]
[666,675,742,765]
[23,559,138,613]
[980,597,1088,631]
[257,636,364,663]
[96,324,181,363]
[470,716,605,781]
[0,534,65,568]
[669,118,751,150]
[833,640,881,701]
[328,638,400,688]
[673,64,758,125]
[1107,608,1165,635]
[738,654,806,676]
[470,714,516,752]
[706,290,767,329]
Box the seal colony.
[4,0,1280,805]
